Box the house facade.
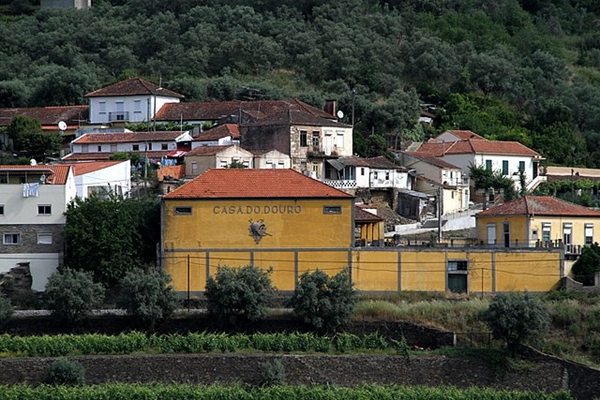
[413,134,544,194]
[184,145,254,177]
[253,149,291,169]
[191,124,240,147]
[324,156,411,192]
[0,165,76,290]
[63,160,131,199]
[85,78,183,125]
[476,196,600,255]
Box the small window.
[191,161,198,173]
[148,143,153,150]
[585,224,594,245]
[519,161,525,172]
[374,172,378,179]
[3,233,20,245]
[97,145,102,152]
[161,143,168,150]
[485,160,492,170]
[174,206,192,215]
[82,144,89,153]
[38,205,52,215]
[300,130,307,147]
[134,100,141,113]
[542,223,551,243]
[219,160,228,168]
[323,205,342,214]
[502,160,509,175]
[37,233,53,245]
[361,168,365,176]
[385,172,390,180]
[99,101,106,114]
[0,205,4,215]
[243,160,250,167]
[132,144,139,151]
[312,132,320,146]
[448,260,468,271]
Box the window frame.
[323,205,342,214]
[502,160,509,175]
[300,130,308,147]
[174,206,193,215]
[37,204,52,216]
[37,232,53,245]
[0,204,4,216]
[585,223,594,245]
[3,233,20,245]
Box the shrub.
[571,243,600,285]
[0,294,13,329]
[480,292,550,354]
[118,267,180,330]
[288,267,357,333]
[259,359,286,386]
[47,358,85,386]
[205,265,275,328]
[45,268,105,327]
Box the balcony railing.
[324,179,357,189]
[108,111,130,122]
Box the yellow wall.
[164,247,563,295]
[476,215,529,246]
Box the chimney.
[324,99,337,117]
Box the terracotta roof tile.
[403,152,461,169]
[354,206,384,222]
[186,145,233,156]
[85,78,183,98]
[0,106,89,127]
[415,139,541,157]
[155,99,336,122]
[364,156,407,170]
[441,130,486,140]
[193,124,240,141]
[0,164,71,185]
[60,161,127,176]
[73,131,185,144]
[163,169,353,199]
[477,196,600,217]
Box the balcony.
[324,179,357,189]
[108,111,130,122]
[307,146,338,158]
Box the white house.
[401,152,470,213]
[413,135,544,193]
[253,149,291,169]
[0,165,76,291]
[184,145,254,177]
[324,156,411,192]
[62,160,132,199]
[191,124,240,147]
[64,131,192,162]
[85,78,183,125]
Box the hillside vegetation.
[1,0,600,166]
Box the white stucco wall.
[88,95,180,125]
[370,169,410,189]
[0,253,59,291]
[75,161,131,199]
[254,150,291,169]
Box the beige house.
[253,149,291,169]
[184,145,253,177]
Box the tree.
[288,267,357,333]
[480,292,550,354]
[47,358,86,386]
[64,195,161,287]
[45,268,105,327]
[14,131,61,162]
[6,115,41,141]
[571,243,600,286]
[205,265,275,329]
[469,163,515,200]
[0,294,13,329]
[118,267,180,330]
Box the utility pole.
[437,186,442,244]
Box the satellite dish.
[58,121,67,131]
[336,110,344,119]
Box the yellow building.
[161,172,564,295]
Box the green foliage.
[6,115,41,139]
[63,195,161,287]
[0,383,575,399]
[14,131,61,161]
[46,358,85,386]
[259,359,286,386]
[118,267,180,330]
[0,294,13,329]
[227,160,247,168]
[288,268,357,333]
[469,163,515,200]
[571,243,600,286]
[44,268,105,327]
[205,265,276,328]
[481,292,550,353]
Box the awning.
[326,159,345,171]
[166,150,188,158]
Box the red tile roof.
[0,164,71,185]
[155,99,335,122]
[364,156,407,170]
[73,131,185,144]
[354,206,384,223]
[163,169,353,199]
[440,130,486,140]
[61,161,127,176]
[477,196,600,217]
[245,108,349,128]
[193,124,240,141]
[186,145,233,157]
[0,106,89,127]
[415,139,541,157]
[85,78,183,98]
[403,152,461,169]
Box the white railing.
[324,179,357,189]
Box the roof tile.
[477,196,600,217]
[0,164,71,184]
[73,131,185,144]
[85,78,183,98]
[163,169,353,199]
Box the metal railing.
[108,111,130,122]
[323,179,357,189]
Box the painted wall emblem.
[248,219,270,244]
